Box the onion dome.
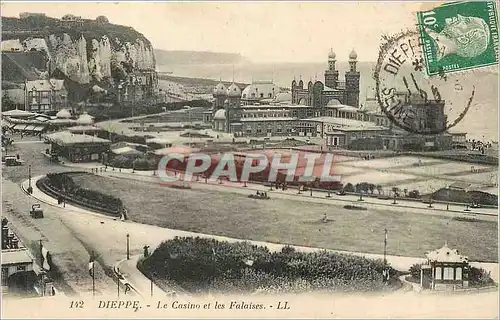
[56,108,72,119]
[349,49,358,60]
[226,83,241,97]
[328,48,336,59]
[213,109,226,120]
[212,82,227,97]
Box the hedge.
[42,172,123,215]
[139,237,399,295]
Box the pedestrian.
[16,154,20,160]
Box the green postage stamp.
[417,1,499,76]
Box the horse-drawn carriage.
[248,191,270,200]
[30,204,44,219]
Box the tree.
[344,183,355,193]
[391,187,400,197]
[376,185,384,195]
[355,183,361,193]
[1,94,16,111]
[368,184,375,194]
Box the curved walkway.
[23,175,499,299]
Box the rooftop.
[302,116,389,131]
[426,243,468,263]
[2,249,33,265]
[145,137,172,145]
[45,131,111,146]
[68,125,103,132]
[26,79,65,92]
[2,109,37,118]
[241,117,296,122]
[111,146,143,155]
[154,146,199,156]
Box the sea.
[157,62,499,142]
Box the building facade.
[421,243,470,291]
[291,49,360,108]
[117,70,159,104]
[2,218,55,297]
[25,79,68,113]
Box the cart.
[30,204,44,219]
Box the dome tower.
[325,47,339,89]
[345,50,360,108]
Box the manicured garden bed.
[37,172,123,217]
[139,237,401,295]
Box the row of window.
[434,267,462,281]
[242,93,274,99]
[297,122,315,127]
[242,113,290,118]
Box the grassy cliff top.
[1,16,151,47]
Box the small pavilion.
[421,243,469,291]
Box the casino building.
[208,50,362,136]
[206,49,456,151]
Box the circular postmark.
[373,29,475,135]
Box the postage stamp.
[417,1,499,76]
[373,29,476,135]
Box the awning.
[33,126,45,132]
[24,125,36,131]
[13,124,28,131]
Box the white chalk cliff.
[6,33,156,84]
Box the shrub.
[409,263,421,279]
[468,266,495,287]
[408,190,420,198]
[139,237,398,294]
[344,205,367,210]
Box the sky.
[1,1,439,63]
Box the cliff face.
[1,16,156,85]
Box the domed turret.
[328,48,336,60]
[76,112,94,125]
[213,82,227,97]
[213,109,226,120]
[56,108,72,119]
[226,83,241,97]
[349,49,358,60]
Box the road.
[2,137,118,297]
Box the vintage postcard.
[1,1,498,319]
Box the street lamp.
[27,165,33,194]
[126,233,130,260]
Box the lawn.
[341,171,418,185]
[346,157,440,169]
[400,162,494,176]
[69,173,498,262]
